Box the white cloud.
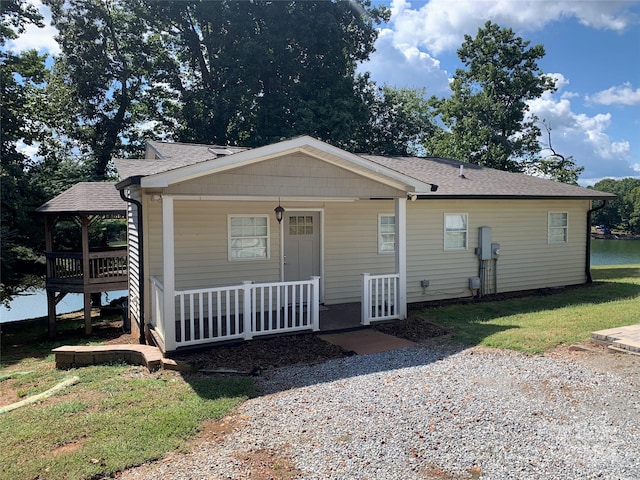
[528,89,636,181]
[16,140,39,159]
[388,0,636,55]
[587,82,640,106]
[361,28,451,94]
[5,1,60,55]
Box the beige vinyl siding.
[324,200,395,304]
[142,192,590,310]
[125,186,141,326]
[406,199,589,303]
[146,197,163,279]
[165,153,401,198]
[170,201,281,291]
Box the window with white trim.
[444,213,468,250]
[548,212,568,243]
[228,215,269,260]
[378,214,395,254]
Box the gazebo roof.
[36,182,126,215]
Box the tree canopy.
[424,21,581,182]
[591,178,640,234]
[3,3,598,301]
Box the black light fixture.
[430,184,438,192]
[274,198,285,224]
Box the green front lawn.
[415,265,640,353]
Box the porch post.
[162,196,177,352]
[242,281,254,340]
[311,276,320,331]
[395,197,407,320]
[361,273,371,325]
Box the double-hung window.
[548,212,568,243]
[228,215,269,260]
[444,213,468,250]
[378,214,395,254]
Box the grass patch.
[415,265,640,353]
[0,323,256,480]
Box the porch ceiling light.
[274,200,285,224]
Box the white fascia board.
[140,136,430,192]
[163,194,358,202]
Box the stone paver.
[320,329,415,355]
[591,324,640,354]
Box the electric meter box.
[478,226,492,260]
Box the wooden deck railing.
[46,249,128,285]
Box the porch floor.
[318,302,363,332]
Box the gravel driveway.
[115,345,640,480]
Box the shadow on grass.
[0,315,128,367]
[412,267,640,349]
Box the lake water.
[1,239,638,323]
[0,289,127,323]
[591,238,640,266]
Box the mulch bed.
[173,314,451,373]
[2,311,450,373]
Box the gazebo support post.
[81,215,92,335]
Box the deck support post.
[80,214,92,334]
[47,290,57,339]
[45,216,57,338]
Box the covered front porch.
[147,272,402,353]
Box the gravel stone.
[113,345,640,480]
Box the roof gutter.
[586,200,608,283]
[116,176,146,344]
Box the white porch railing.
[361,273,401,325]
[150,276,165,341]
[149,276,320,350]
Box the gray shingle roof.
[114,140,614,200]
[36,182,126,214]
[147,140,248,162]
[362,155,615,199]
[115,141,249,179]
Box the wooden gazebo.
[36,182,128,338]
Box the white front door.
[283,212,321,282]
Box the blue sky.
[361,0,640,185]
[7,0,640,186]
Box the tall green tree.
[355,83,436,156]
[45,0,172,179]
[144,0,389,149]
[1,0,48,300]
[592,178,640,233]
[425,21,556,172]
[531,120,583,184]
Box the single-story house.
[114,136,614,353]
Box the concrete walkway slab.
[591,324,640,354]
[320,329,415,355]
